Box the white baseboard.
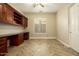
[57,38,70,47]
[30,37,56,39]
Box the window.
[34,18,47,34]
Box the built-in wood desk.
[0,3,28,56]
[0,33,24,55]
[7,33,24,46]
[0,37,7,56]
[0,32,29,55]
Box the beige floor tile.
[6,39,79,56]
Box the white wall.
[56,4,73,47]
[24,13,56,39]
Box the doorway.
[69,4,79,52]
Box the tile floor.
[6,39,79,56]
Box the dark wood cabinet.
[0,3,29,55]
[3,4,14,24]
[0,3,28,28]
[0,4,14,24]
[25,17,28,27]
[13,12,23,26]
[18,33,24,44]
[0,4,3,20]
[0,4,6,22]
[22,17,28,28]
[24,32,29,40]
[0,37,7,56]
[8,33,24,46]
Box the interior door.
[69,4,79,52]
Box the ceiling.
[9,3,65,13]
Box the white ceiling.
[9,3,65,13]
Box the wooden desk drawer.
[0,37,7,56]
[0,37,7,45]
[0,44,7,53]
[9,34,24,46]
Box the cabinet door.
[0,4,5,22]
[24,32,29,40]
[22,17,28,28]
[0,37,7,55]
[18,33,24,44]
[0,4,3,20]
[4,5,14,24]
[22,17,25,27]
[9,34,24,46]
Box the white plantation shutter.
[41,24,46,33]
[35,24,40,33]
[34,18,47,33]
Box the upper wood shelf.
[0,3,28,28]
